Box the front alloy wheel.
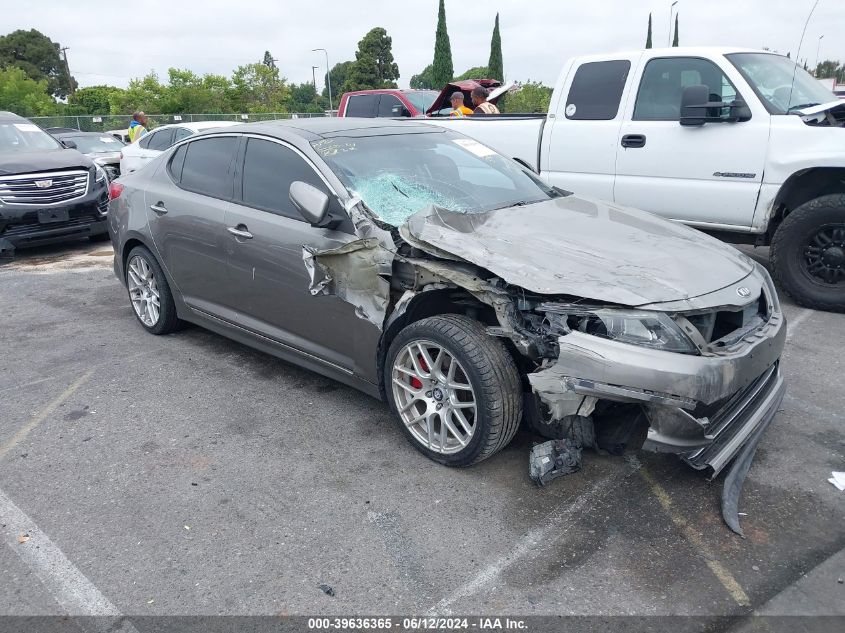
[385,315,523,467]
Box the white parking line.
[785,308,814,342]
[427,472,624,615]
[0,487,138,631]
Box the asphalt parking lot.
[1,239,844,625]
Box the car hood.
[0,149,93,176]
[91,152,122,165]
[399,195,755,306]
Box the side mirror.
[290,181,329,225]
[680,84,751,126]
[391,104,411,117]
[679,85,710,126]
[61,139,77,149]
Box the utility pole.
[815,34,825,74]
[313,48,332,113]
[668,1,678,47]
[60,46,75,96]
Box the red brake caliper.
[410,353,429,389]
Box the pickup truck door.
[541,55,639,200]
[614,55,770,228]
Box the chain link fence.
[29,112,329,134]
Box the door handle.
[227,224,253,239]
[150,202,167,215]
[621,134,646,148]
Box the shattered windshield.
[311,130,561,226]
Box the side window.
[633,57,742,121]
[345,95,378,117]
[564,60,631,120]
[377,95,404,117]
[138,131,155,149]
[168,144,187,183]
[241,138,329,220]
[173,127,193,142]
[147,128,175,151]
[179,136,238,199]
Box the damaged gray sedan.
[109,119,785,485]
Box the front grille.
[0,170,89,205]
[2,215,97,237]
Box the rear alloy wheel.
[385,315,522,467]
[125,245,181,334]
[771,194,845,312]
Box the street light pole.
[312,66,319,89]
[668,1,678,47]
[815,34,825,74]
[312,48,332,114]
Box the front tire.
[385,315,522,467]
[125,245,181,334]
[770,194,845,312]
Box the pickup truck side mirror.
[391,104,412,117]
[61,139,78,149]
[290,181,329,225]
[680,84,752,126]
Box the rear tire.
[125,245,181,335]
[770,194,845,313]
[384,314,522,467]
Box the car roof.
[52,130,116,137]
[199,117,437,141]
[0,111,29,123]
[149,120,242,132]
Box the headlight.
[94,164,108,183]
[544,306,698,354]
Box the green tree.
[324,61,353,100]
[500,81,552,113]
[672,14,679,47]
[288,82,324,113]
[815,60,844,82]
[0,66,56,116]
[110,71,168,114]
[262,51,276,69]
[454,66,490,81]
[410,64,435,89]
[487,13,503,81]
[162,68,232,113]
[646,13,653,49]
[431,0,453,88]
[69,85,124,114]
[0,29,76,98]
[343,27,400,92]
[229,63,289,112]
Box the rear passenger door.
[344,94,378,117]
[145,135,240,320]
[225,136,367,374]
[541,57,637,200]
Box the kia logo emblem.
[35,179,53,189]
[736,287,751,298]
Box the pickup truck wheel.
[385,315,523,467]
[125,245,181,334]
[770,194,845,313]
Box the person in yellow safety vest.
[449,91,473,117]
[128,111,148,143]
[471,86,500,115]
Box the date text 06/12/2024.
[307,618,528,630]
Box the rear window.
[564,60,631,120]
[147,129,175,151]
[345,94,378,117]
[178,136,238,199]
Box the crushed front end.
[519,262,786,478]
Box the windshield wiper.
[787,102,820,113]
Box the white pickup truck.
[426,47,845,312]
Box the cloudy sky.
[9,0,845,92]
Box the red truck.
[337,80,507,118]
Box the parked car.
[119,121,241,174]
[338,88,439,117]
[106,129,130,143]
[424,47,845,312]
[51,130,125,181]
[109,119,785,488]
[0,111,109,257]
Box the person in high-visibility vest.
[449,91,473,117]
[128,112,148,143]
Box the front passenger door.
[225,136,370,374]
